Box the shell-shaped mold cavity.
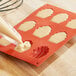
[33,26,51,38]
[49,32,67,44]
[36,9,53,18]
[51,13,68,23]
[66,19,76,29]
[33,46,49,58]
[18,21,36,31]
[15,41,31,53]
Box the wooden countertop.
[0,0,76,76]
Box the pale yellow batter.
[33,26,51,38]
[18,21,36,32]
[36,9,53,18]
[51,13,68,23]
[49,32,67,44]
[66,19,76,29]
[15,41,31,53]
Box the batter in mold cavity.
[18,21,36,32]
[33,26,51,38]
[51,13,68,23]
[66,19,76,29]
[49,32,67,44]
[36,9,53,18]
[0,37,31,52]
[15,41,31,53]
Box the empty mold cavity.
[49,32,67,44]
[0,38,10,46]
[18,21,36,32]
[51,13,68,23]
[36,9,53,18]
[66,19,76,29]
[15,41,31,53]
[33,46,49,58]
[33,26,51,38]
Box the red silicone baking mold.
[0,4,76,66]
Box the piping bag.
[0,17,23,44]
